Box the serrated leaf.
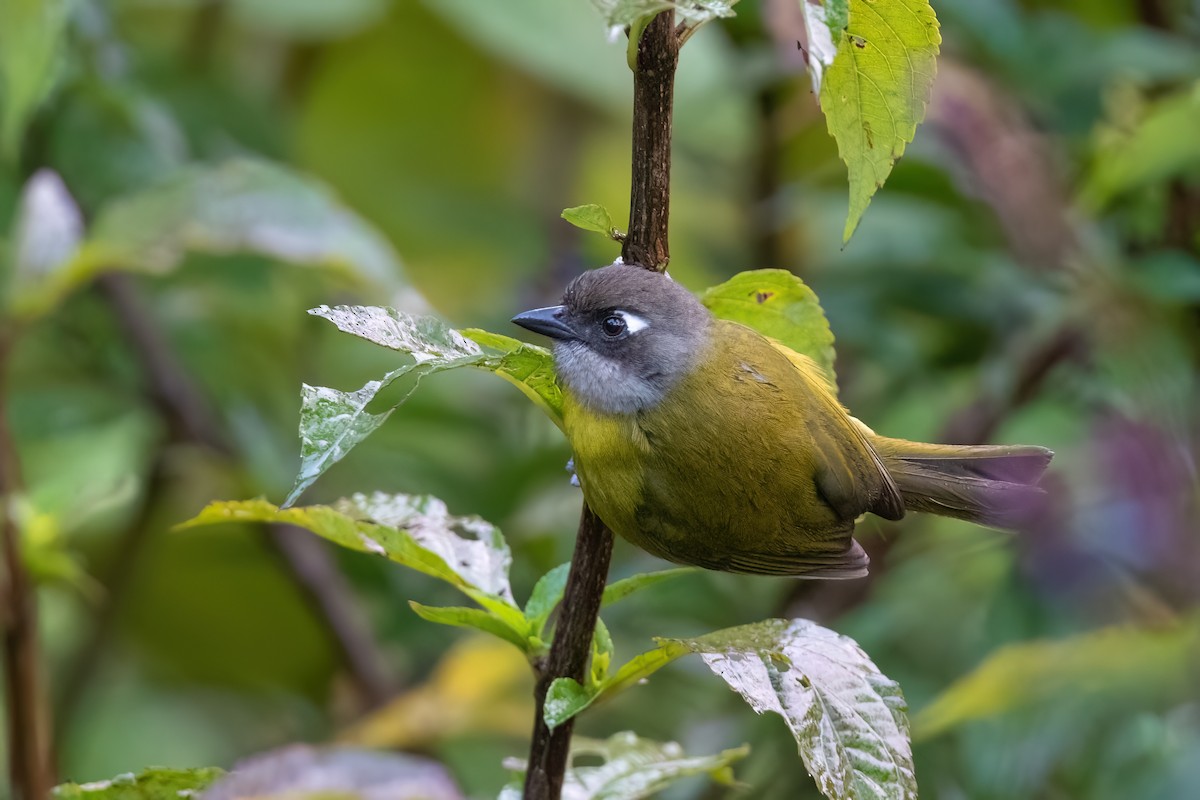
[701,269,837,391]
[0,0,68,161]
[500,731,747,800]
[5,169,83,314]
[664,618,916,800]
[410,603,531,651]
[821,0,941,242]
[913,619,1200,741]
[180,494,519,612]
[561,204,619,237]
[51,766,224,799]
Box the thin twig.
[522,11,680,799]
[1,328,54,799]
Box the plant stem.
[522,11,680,799]
[0,329,54,800]
[623,11,680,273]
[522,506,614,798]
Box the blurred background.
[2,0,1199,797]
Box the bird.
[512,263,1053,578]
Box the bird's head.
[512,264,711,414]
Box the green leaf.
[180,494,520,612]
[500,731,747,799]
[10,158,404,320]
[524,562,571,636]
[664,618,916,800]
[523,566,695,644]
[1081,83,1200,210]
[591,617,615,685]
[4,169,83,316]
[701,269,838,391]
[820,0,941,242]
[0,0,68,161]
[410,602,531,651]
[461,328,564,425]
[913,619,1200,741]
[543,640,692,728]
[289,308,564,504]
[544,677,595,730]
[52,767,224,799]
[561,204,620,238]
[601,567,698,607]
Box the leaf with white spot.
[5,169,83,313]
[7,158,404,320]
[288,308,563,504]
[499,731,746,800]
[588,0,740,29]
[310,305,483,364]
[663,618,916,800]
[818,0,941,242]
[179,495,523,630]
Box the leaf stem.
[523,10,680,799]
[0,326,55,800]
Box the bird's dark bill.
[512,305,575,340]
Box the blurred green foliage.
[2,0,1199,798]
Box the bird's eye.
[601,314,627,337]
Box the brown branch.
[523,11,680,799]
[1,329,54,800]
[59,274,396,716]
[623,11,679,272]
[522,506,615,798]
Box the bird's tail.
[870,436,1053,528]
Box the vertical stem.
[522,506,614,798]
[0,330,54,800]
[623,11,679,272]
[523,11,679,800]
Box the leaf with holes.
[819,0,941,242]
[179,494,525,634]
[288,308,562,504]
[665,618,916,800]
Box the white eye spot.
[617,310,649,333]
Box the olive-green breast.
[562,320,897,577]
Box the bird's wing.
[762,333,906,522]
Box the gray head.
[512,264,711,414]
